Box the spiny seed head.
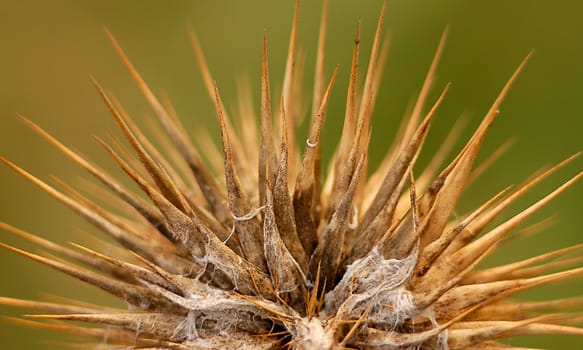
[1,1,582,349]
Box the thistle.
[1,0,582,349]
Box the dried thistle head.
[1,1,582,349]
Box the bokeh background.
[1,0,582,348]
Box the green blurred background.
[0,0,581,348]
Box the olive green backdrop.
[1,1,581,349]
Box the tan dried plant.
[1,1,582,349]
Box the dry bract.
[1,0,582,349]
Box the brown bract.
[1,0,582,349]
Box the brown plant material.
[1,1,582,349]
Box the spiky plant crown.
[1,0,582,349]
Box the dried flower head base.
[1,1,582,349]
